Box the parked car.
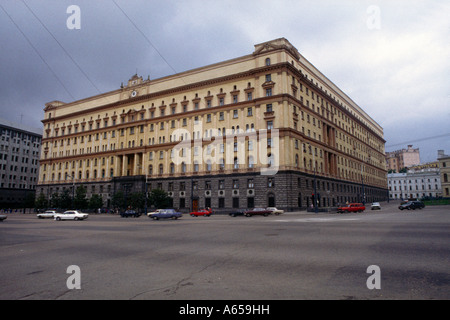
[149,209,182,220]
[54,210,89,221]
[37,210,58,219]
[120,210,141,218]
[371,202,381,210]
[0,214,7,222]
[398,201,425,210]
[229,209,246,217]
[337,203,365,213]
[190,208,212,217]
[266,207,284,215]
[244,207,272,217]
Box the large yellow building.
[36,38,387,211]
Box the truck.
[337,203,365,213]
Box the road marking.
[272,217,361,223]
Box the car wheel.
[153,217,159,220]
[56,217,61,221]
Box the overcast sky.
[1,0,449,163]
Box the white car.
[266,207,284,215]
[371,202,381,210]
[37,210,58,219]
[54,210,89,221]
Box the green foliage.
[149,188,171,209]
[88,194,104,210]
[35,193,48,210]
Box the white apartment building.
[388,168,442,200]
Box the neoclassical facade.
[36,38,388,211]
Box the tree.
[50,193,61,209]
[149,189,171,209]
[88,194,103,210]
[35,193,48,210]
[129,192,145,212]
[73,185,88,209]
[111,191,125,210]
[60,189,72,209]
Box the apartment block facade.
[0,118,42,207]
[36,38,388,211]
[386,145,420,172]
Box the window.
[265,58,271,66]
[265,74,272,82]
[267,121,273,130]
[268,177,274,187]
[233,110,239,118]
[266,104,272,112]
[234,157,239,169]
[233,197,239,208]
[247,107,253,116]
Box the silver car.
[37,210,58,219]
[54,210,89,221]
[371,202,381,210]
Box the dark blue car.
[120,210,141,218]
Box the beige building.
[386,145,420,172]
[438,150,450,197]
[36,38,388,211]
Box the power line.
[0,3,75,100]
[21,0,102,94]
[386,133,450,149]
[111,0,179,75]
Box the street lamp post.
[66,174,75,209]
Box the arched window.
[194,161,199,172]
[248,156,254,168]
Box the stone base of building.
[37,170,388,213]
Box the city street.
[0,202,449,300]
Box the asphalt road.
[0,202,449,300]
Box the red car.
[190,208,212,217]
[337,203,365,213]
